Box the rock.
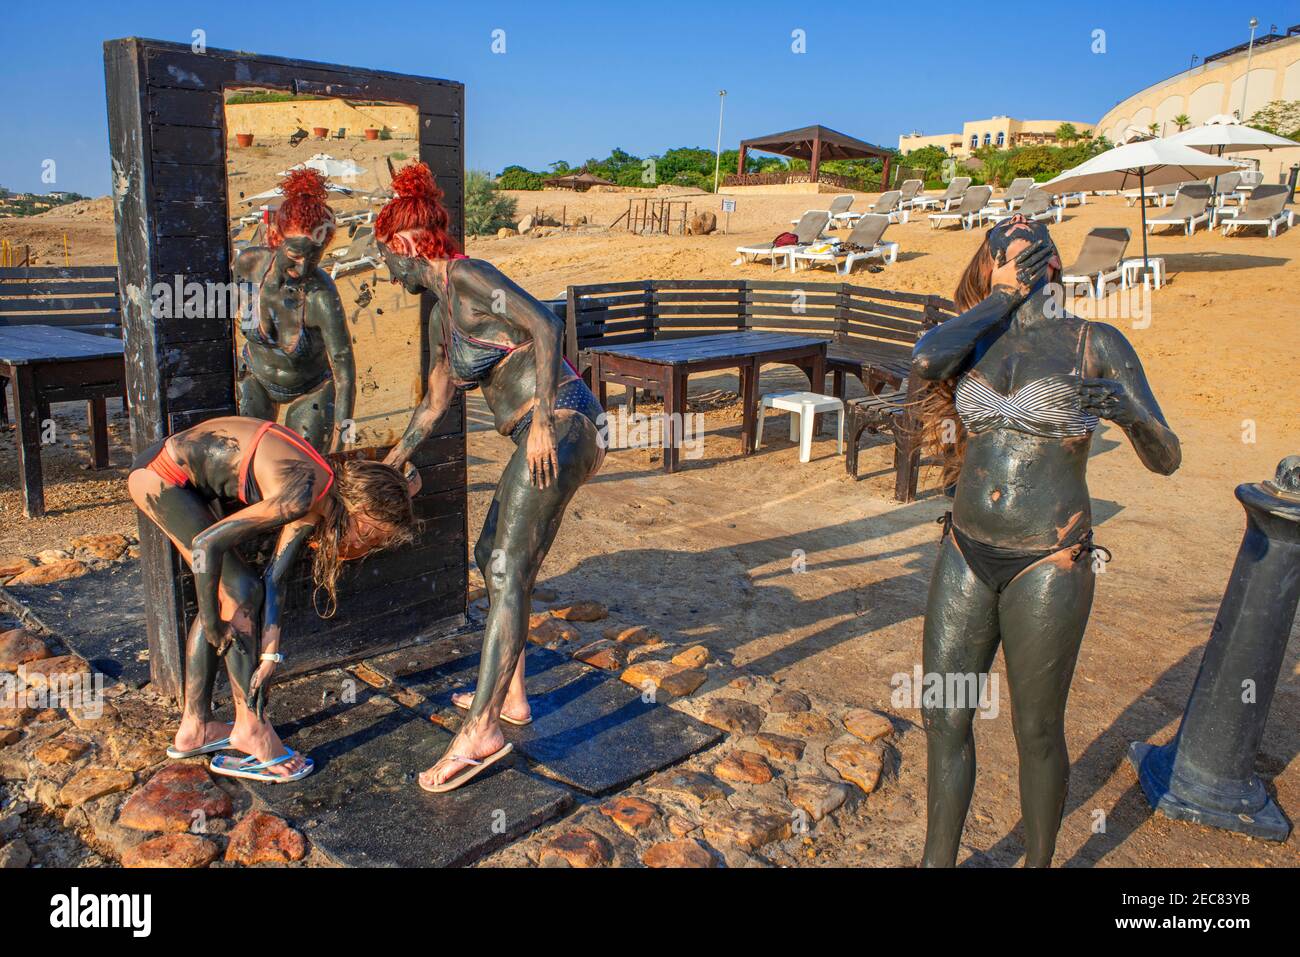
[686,211,717,235]
[1,706,37,730]
[643,838,714,868]
[58,767,134,806]
[645,768,726,808]
[625,641,673,664]
[667,815,698,837]
[598,796,658,836]
[671,645,710,669]
[825,740,885,793]
[0,629,51,671]
[538,828,611,868]
[844,709,895,743]
[0,813,20,839]
[352,663,387,688]
[122,833,219,868]
[68,702,117,731]
[11,560,88,586]
[119,764,233,832]
[602,624,660,645]
[34,734,91,764]
[516,214,536,233]
[496,227,519,238]
[550,600,607,622]
[620,659,682,692]
[752,732,805,762]
[36,548,71,564]
[700,697,764,734]
[0,838,32,868]
[768,690,811,713]
[529,617,579,646]
[224,811,307,865]
[714,750,773,784]
[0,730,19,748]
[532,586,558,602]
[659,668,706,697]
[0,557,35,577]
[19,655,92,691]
[702,805,791,851]
[70,533,130,561]
[787,777,849,822]
[572,640,628,671]
[766,711,834,739]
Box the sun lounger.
[791,195,854,227]
[911,176,970,212]
[789,214,898,275]
[843,190,907,226]
[984,188,1062,225]
[989,177,1034,210]
[1123,182,1187,207]
[1218,184,1293,238]
[738,211,830,269]
[329,225,383,279]
[928,185,993,229]
[1061,227,1130,297]
[896,179,924,211]
[1146,183,1211,235]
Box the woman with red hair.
[376,162,604,792]
[234,168,355,454]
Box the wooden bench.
[564,279,953,496]
[0,265,122,336]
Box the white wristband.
[260,652,284,663]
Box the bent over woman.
[128,416,416,782]
[375,163,604,793]
[911,215,1180,866]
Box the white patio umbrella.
[242,182,358,204]
[1165,119,1298,206]
[278,153,367,179]
[1042,140,1238,273]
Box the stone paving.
[0,559,906,868]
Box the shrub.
[496,165,546,190]
[465,170,519,235]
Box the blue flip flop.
[210,749,314,784]
[166,736,233,760]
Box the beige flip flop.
[420,743,514,794]
[451,692,532,726]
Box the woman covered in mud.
[127,416,416,783]
[374,162,604,793]
[234,168,355,454]
[911,214,1180,867]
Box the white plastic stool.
[755,391,844,463]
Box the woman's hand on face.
[527,418,560,489]
[990,240,1054,304]
[1080,377,1141,426]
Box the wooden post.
[810,133,821,183]
[880,155,892,192]
[737,146,747,175]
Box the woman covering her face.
[374,163,604,793]
[234,168,356,454]
[128,416,417,783]
[911,215,1180,866]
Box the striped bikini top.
[954,323,1098,438]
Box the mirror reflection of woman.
[375,163,604,793]
[234,168,356,454]
[127,416,417,783]
[911,215,1180,867]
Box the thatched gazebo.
[729,124,893,191]
[542,170,617,192]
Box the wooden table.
[588,331,827,473]
[0,325,126,517]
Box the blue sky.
[0,1,1289,195]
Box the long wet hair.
[269,168,336,248]
[310,458,416,617]
[373,162,460,260]
[917,237,997,490]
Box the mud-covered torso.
[164,418,255,503]
[239,251,337,394]
[952,310,1094,548]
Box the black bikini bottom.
[508,377,604,445]
[939,511,1110,593]
[241,346,331,403]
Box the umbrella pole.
[1140,169,1150,274]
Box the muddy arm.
[1084,323,1181,475]
[316,287,355,451]
[912,289,1016,381]
[260,519,316,654]
[384,304,457,472]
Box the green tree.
[464,169,518,236]
[1054,122,1078,145]
[1173,113,1191,131]
[496,165,545,190]
[1247,100,1300,139]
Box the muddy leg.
[998,554,1094,867]
[283,378,335,453]
[236,371,277,422]
[921,536,1001,867]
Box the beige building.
[1095,31,1300,182]
[898,117,1095,158]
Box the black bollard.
[1129,456,1300,841]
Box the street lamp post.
[1240,17,1259,121]
[713,90,727,193]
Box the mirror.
[222,87,423,453]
